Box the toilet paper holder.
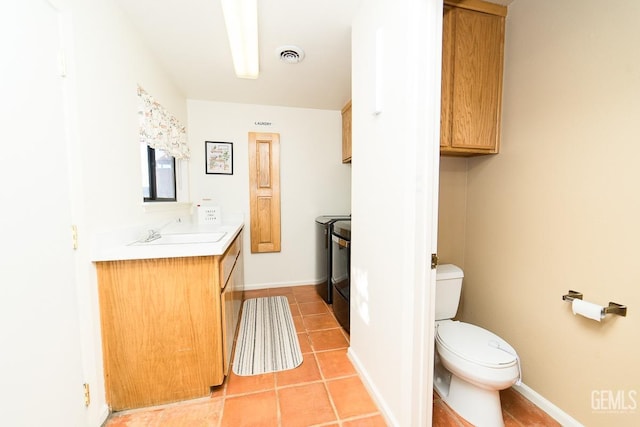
[562,290,627,317]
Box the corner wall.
[461,1,640,425]
[437,156,468,269]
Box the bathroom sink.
[130,231,227,246]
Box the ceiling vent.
[277,45,305,64]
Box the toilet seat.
[436,321,517,368]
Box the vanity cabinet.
[341,100,352,163]
[96,231,244,410]
[220,232,243,374]
[440,0,506,156]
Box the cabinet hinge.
[431,253,439,269]
[83,383,90,407]
[58,50,67,78]
[71,225,78,250]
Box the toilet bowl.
[434,265,521,427]
[436,320,520,390]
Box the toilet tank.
[435,264,464,321]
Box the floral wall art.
[205,141,233,175]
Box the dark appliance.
[315,215,350,303]
[331,220,351,332]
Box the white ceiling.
[115,0,362,110]
[114,0,514,111]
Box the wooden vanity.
[95,229,244,411]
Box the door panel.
[0,1,84,424]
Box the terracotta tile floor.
[433,388,561,427]
[103,285,559,427]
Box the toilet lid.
[436,321,518,368]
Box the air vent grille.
[277,45,305,64]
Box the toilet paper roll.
[572,299,604,322]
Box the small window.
[141,144,176,202]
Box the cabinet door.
[220,233,240,286]
[441,6,455,149]
[231,236,244,338]
[441,6,505,155]
[221,276,235,375]
[97,257,222,410]
[221,232,244,375]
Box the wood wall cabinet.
[440,0,506,156]
[96,232,244,411]
[341,100,352,163]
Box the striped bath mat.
[232,296,303,376]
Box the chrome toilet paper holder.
[562,290,627,317]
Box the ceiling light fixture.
[220,0,259,79]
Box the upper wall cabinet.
[342,100,352,163]
[440,0,506,156]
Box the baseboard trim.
[344,348,583,427]
[347,348,398,427]
[513,383,583,427]
[96,403,110,426]
[243,280,321,291]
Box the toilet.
[434,264,521,427]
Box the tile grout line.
[437,400,467,427]
[274,377,283,427]
[502,408,524,427]
[297,292,343,426]
[314,299,380,425]
[312,322,343,426]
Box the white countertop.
[91,220,244,262]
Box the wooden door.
[2,2,85,424]
[248,132,281,253]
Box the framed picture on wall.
[205,141,233,175]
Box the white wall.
[2,0,191,425]
[187,100,351,288]
[350,0,441,425]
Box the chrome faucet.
[143,228,162,242]
[138,218,182,243]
